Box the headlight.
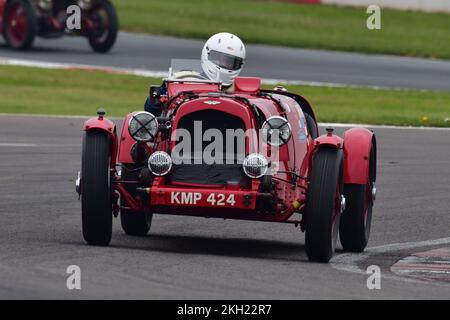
[148,151,172,176]
[128,111,158,142]
[38,0,52,10]
[261,116,292,146]
[243,153,268,178]
[77,0,92,9]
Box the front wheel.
[305,148,344,263]
[87,0,118,53]
[2,0,37,50]
[81,130,113,246]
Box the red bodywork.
[84,77,376,227]
[343,128,376,184]
[84,115,118,168]
[0,0,6,33]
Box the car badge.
[204,100,221,105]
[298,117,308,141]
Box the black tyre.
[87,0,118,53]
[3,0,37,50]
[305,148,344,263]
[305,113,318,139]
[120,165,152,236]
[81,130,112,246]
[339,144,375,252]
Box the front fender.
[117,113,135,164]
[0,1,6,34]
[343,127,376,185]
[314,133,343,149]
[84,116,118,167]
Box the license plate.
[170,192,236,207]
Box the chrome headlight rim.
[261,116,292,147]
[77,0,92,10]
[147,151,172,176]
[128,111,159,143]
[243,153,269,179]
[38,0,53,10]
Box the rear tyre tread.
[339,144,375,252]
[339,185,368,252]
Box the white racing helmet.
[201,32,246,86]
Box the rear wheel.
[120,164,152,236]
[339,144,375,252]
[81,130,113,246]
[3,0,37,50]
[87,0,118,53]
[305,148,344,263]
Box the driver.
[144,32,246,115]
[201,32,246,87]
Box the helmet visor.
[208,50,244,71]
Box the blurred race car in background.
[77,59,377,263]
[0,0,118,52]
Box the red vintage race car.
[77,60,377,263]
[0,0,117,52]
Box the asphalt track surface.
[0,115,449,299]
[1,32,450,91]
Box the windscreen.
[169,59,204,76]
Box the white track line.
[365,237,450,253]
[0,56,420,91]
[259,78,400,90]
[1,113,449,131]
[0,142,80,148]
[0,113,91,119]
[0,57,168,78]
[320,122,450,131]
[331,237,450,284]
[0,143,37,147]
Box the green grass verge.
[0,65,449,127]
[113,0,450,59]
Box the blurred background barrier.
[286,0,450,13]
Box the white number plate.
[170,192,236,207]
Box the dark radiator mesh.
[170,109,248,186]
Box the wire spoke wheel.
[3,0,36,49]
[87,0,118,53]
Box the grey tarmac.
[0,115,449,299]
